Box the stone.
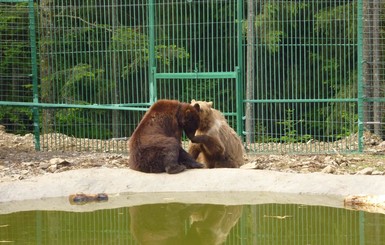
[39,162,50,169]
[22,161,35,167]
[372,171,384,175]
[322,165,336,174]
[47,164,57,173]
[356,167,374,175]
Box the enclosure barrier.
[0,0,384,154]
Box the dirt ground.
[1,125,385,183]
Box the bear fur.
[128,99,204,174]
[188,100,245,168]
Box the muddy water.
[1,203,385,244]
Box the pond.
[1,202,385,244]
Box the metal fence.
[0,0,384,154]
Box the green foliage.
[275,109,312,143]
[112,27,190,76]
[184,79,235,111]
[0,107,33,135]
[254,122,274,142]
[155,45,190,68]
[55,108,112,139]
[255,2,309,53]
[111,27,148,75]
[314,2,357,43]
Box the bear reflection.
[129,203,242,245]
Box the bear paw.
[165,164,186,174]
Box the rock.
[20,169,29,175]
[240,162,267,170]
[47,164,57,173]
[12,174,21,180]
[372,171,384,175]
[56,166,70,173]
[356,167,374,175]
[49,158,71,167]
[300,167,310,173]
[22,161,35,167]
[322,165,336,174]
[39,162,51,169]
[111,159,120,166]
[369,139,378,146]
[344,195,385,214]
[324,156,337,166]
[351,157,362,161]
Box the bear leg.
[165,164,186,174]
[191,135,225,157]
[178,147,204,169]
[163,142,187,174]
[187,143,202,160]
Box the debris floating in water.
[69,193,109,205]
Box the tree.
[245,0,255,144]
[363,0,384,138]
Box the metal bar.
[0,102,149,111]
[236,0,244,137]
[155,72,237,79]
[363,97,385,102]
[235,67,243,136]
[0,0,28,2]
[148,0,156,104]
[244,98,358,103]
[28,0,40,151]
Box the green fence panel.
[243,1,365,154]
[0,0,385,154]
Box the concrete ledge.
[0,168,384,214]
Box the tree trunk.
[39,0,54,133]
[245,0,255,145]
[362,0,373,131]
[372,0,382,138]
[111,0,121,138]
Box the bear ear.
[191,99,196,104]
[193,103,200,112]
[208,101,213,108]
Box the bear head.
[178,102,201,139]
[191,99,214,130]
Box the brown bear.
[188,100,245,168]
[128,99,206,174]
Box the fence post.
[236,0,244,138]
[148,0,156,104]
[29,0,40,151]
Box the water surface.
[1,203,384,244]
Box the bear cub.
[188,100,245,168]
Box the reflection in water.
[129,203,243,245]
[2,203,385,244]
